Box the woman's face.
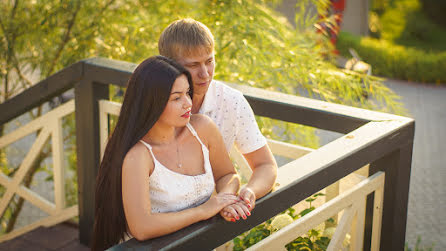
[157,74,192,127]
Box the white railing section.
[0,100,78,241]
[248,171,384,251]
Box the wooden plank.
[247,172,384,251]
[371,186,384,251]
[0,62,81,125]
[267,139,313,159]
[99,101,109,161]
[0,100,75,149]
[368,140,414,251]
[350,197,366,251]
[327,205,355,251]
[15,184,56,215]
[275,120,410,190]
[0,173,56,214]
[0,127,50,217]
[230,147,252,181]
[51,117,66,211]
[83,58,135,88]
[99,100,121,116]
[0,172,12,186]
[98,99,121,160]
[226,83,407,133]
[326,166,367,230]
[75,80,109,246]
[325,181,340,228]
[0,205,78,242]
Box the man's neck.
[192,93,205,114]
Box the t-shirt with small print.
[198,80,267,154]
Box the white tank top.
[139,123,215,213]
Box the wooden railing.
[247,171,384,251]
[0,100,78,241]
[0,57,415,250]
[99,99,374,251]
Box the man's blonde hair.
[158,18,214,60]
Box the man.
[158,18,277,220]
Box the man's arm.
[228,89,278,209]
[239,144,277,209]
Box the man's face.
[176,48,215,96]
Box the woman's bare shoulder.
[189,114,221,146]
[190,114,218,134]
[123,142,154,174]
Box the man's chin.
[194,83,210,94]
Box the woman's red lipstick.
[181,111,191,118]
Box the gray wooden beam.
[0,62,82,125]
[366,133,414,251]
[74,79,109,246]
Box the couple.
[93,19,278,250]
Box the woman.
[92,56,249,250]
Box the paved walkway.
[384,79,446,250]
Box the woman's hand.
[199,193,239,220]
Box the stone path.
[384,79,446,250]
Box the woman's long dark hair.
[92,56,193,251]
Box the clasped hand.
[220,187,256,222]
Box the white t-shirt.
[198,80,267,154]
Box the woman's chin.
[177,118,190,126]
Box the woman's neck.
[144,124,182,146]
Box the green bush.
[337,31,446,84]
[376,0,446,52]
[232,193,336,251]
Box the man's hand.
[220,201,251,222]
[239,186,256,211]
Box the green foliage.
[371,0,446,52]
[286,235,330,251]
[337,31,446,84]
[232,193,337,251]
[359,0,446,83]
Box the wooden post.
[364,125,414,250]
[75,79,109,246]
